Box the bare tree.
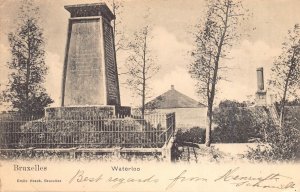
[125,23,159,118]
[188,0,247,146]
[108,0,126,53]
[269,24,300,128]
[107,0,129,77]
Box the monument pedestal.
[45,106,131,119]
[255,90,267,106]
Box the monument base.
[255,90,267,106]
[45,105,131,119]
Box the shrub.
[175,127,205,144]
[246,124,300,162]
[247,106,300,162]
[17,117,165,148]
[19,119,99,148]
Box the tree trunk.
[205,104,213,146]
[279,52,296,128]
[25,21,31,113]
[141,33,147,119]
[279,93,286,129]
[204,2,230,147]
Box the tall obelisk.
[61,3,120,106]
[45,3,130,119]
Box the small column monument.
[255,67,267,106]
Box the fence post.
[69,148,77,159]
[162,148,169,162]
[162,138,173,163]
[113,147,121,158]
[172,112,175,137]
[165,129,168,143]
[27,147,35,158]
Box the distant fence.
[0,112,175,149]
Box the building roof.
[146,85,206,109]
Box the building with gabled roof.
[145,85,207,128]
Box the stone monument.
[255,67,267,106]
[46,3,130,118]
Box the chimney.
[171,85,174,90]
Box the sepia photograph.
[0,0,299,191]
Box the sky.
[0,0,300,110]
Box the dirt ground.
[173,143,259,163]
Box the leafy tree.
[188,0,247,146]
[3,0,53,114]
[125,14,159,118]
[212,100,265,143]
[269,24,300,128]
[285,98,300,106]
[218,100,247,108]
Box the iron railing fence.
[0,112,175,149]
